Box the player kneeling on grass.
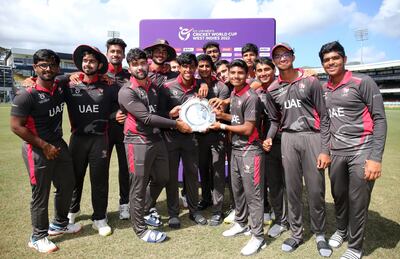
[118,48,192,243]
[10,49,81,253]
[209,59,266,256]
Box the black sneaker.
[168,216,181,229]
[189,213,208,225]
[209,214,223,226]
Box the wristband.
[220,123,227,130]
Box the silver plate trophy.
[179,97,216,132]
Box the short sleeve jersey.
[63,76,117,135]
[229,85,263,155]
[11,80,66,142]
[197,77,231,142]
[159,75,200,143]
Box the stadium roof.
[9,47,73,60]
[314,60,400,74]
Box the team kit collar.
[233,84,250,97]
[30,77,58,95]
[129,76,152,91]
[78,73,99,84]
[107,63,123,74]
[277,68,305,84]
[177,74,196,92]
[327,70,352,90]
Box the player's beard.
[133,70,148,80]
[110,60,122,66]
[85,70,97,76]
[152,58,166,66]
[38,72,56,82]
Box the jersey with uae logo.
[62,76,117,136]
[118,77,176,144]
[322,71,387,161]
[266,69,330,154]
[229,84,263,156]
[11,80,66,142]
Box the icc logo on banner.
[178,27,193,41]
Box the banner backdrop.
[140,18,276,61]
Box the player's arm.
[264,90,280,140]
[197,79,209,98]
[118,86,188,131]
[10,116,60,160]
[309,77,331,169]
[250,79,262,90]
[360,76,387,180]
[209,120,255,136]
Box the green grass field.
[0,105,399,258]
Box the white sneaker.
[93,219,112,236]
[240,236,267,256]
[28,236,59,253]
[224,210,235,224]
[222,223,249,237]
[48,223,82,236]
[67,210,80,224]
[119,204,130,220]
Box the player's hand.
[169,105,181,118]
[100,74,114,85]
[212,107,224,119]
[176,119,192,133]
[303,69,317,77]
[42,143,61,160]
[22,77,35,88]
[262,138,273,152]
[209,98,223,109]
[364,160,382,181]
[116,110,126,124]
[250,80,262,90]
[208,121,221,131]
[317,153,331,169]
[198,82,208,98]
[69,72,83,85]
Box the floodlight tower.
[354,28,368,64]
[107,31,120,38]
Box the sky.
[0,0,399,67]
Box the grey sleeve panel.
[10,89,32,117]
[218,82,231,100]
[265,90,280,139]
[310,77,330,154]
[359,76,387,162]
